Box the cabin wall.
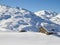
[39,27,48,34]
[39,27,54,35]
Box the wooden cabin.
[39,26,55,35]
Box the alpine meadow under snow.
[0,5,60,45]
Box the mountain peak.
[35,10,58,20]
[35,10,57,15]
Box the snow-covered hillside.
[0,5,43,32]
[35,10,57,20]
[0,32,60,45]
[50,14,60,25]
[35,10,60,33]
[0,5,60,33]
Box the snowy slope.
[0,5,43,32]
[35,10,57,20]
[50,14,60,25]
[35,10,60,32]
[0,32,60,45]
[41,22,60,33]
[49,14,60,32]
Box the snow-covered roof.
[41,22,55,33]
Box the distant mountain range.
[0,5,60,32]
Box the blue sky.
[0,0,60,12]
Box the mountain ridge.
[0,5,60,33]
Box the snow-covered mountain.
[35,10,58,20]
[0,5,60,33]
[0,5,43,32]
[50,14,60,25]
